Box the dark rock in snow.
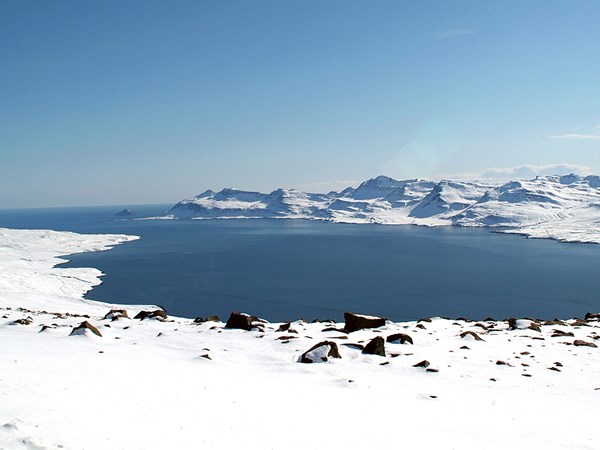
[585,312,600,320]
[70,321,102,337]
[386,333,414,345]
[362,336,386,356]
[300,341,342,363]
[460,331,484,341]
[573,340,597,348]
[507,318,518,330]
[104,309,129,321]
[276,322,291,332]
[413,360,430,368]
[551,330,574,337]
[194,315,220,324]
[134,310,167,321]
[343,312,386,333]
[224,311,265,331]
[11,317,32,325]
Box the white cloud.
[550,133,600,140]
[430,29,476,39]
[439,163,592,183]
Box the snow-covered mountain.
[166,174,600,243]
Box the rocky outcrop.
[134,310,167,321]
[104,309,129,321]
[70,321,102,337]
[362,336,386,356]
[224,312,266,331]
[300,341,342,363]
[386,333,414,344]
[344,312,386,333]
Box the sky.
[2,0,600,208]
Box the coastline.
[1,227,599,449]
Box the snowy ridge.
[168,174,600,243]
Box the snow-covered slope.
[2,228,600,449]
[167,174,600,244]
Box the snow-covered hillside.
[167,174,600,243]
[1,228,600,449]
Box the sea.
[1,204,599,322]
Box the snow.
[1,228,600,449]
[167,174,600,244]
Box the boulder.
[573,340,597,348]
[300,341,342,363]
[362,336,386,356]
[194,315,220,324]
[551,329,574,337]
[10,317,32,325]
[344,312,386,333]
[224,311,265,331]
[134,310,167,321]
[460,331,484,341]
[103,309,129,321]
[413,360,430,368]
[386,333,414,345]
[585,312,600,321]
[70,321,102,337]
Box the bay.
[1,205,599,322]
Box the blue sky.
[2,1,600,208]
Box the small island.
[115,209,135,217]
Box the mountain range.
[165,174,600,244]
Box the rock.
[528,323,541,332]
[103,309,129,321]
[224,311,266,330]
[416,324,427,330]
[426,368,439,373]
[386,333,414,345]
[115,209,134,216]
[194,315,220,324]
[276,322,291,332]
[551,329,574,337]
[483,317,496,322]
[460,331,484,341]
[413,360,430,368]
[418,317,432,323]
[10,317,32,325]
[496,360,508,366]
[585,312,600,320]
[134,310,167,321]
[70,321,102,337]
[544,319,568,326]
[573,340,597,348]
[507,318,517,330]
[299,341,342,363]
[343,312,386,333]
[362,336,386,356]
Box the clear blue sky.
[2,0,600,208]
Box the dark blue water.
[1,205,599,322]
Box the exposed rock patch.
[343,312,386,333]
